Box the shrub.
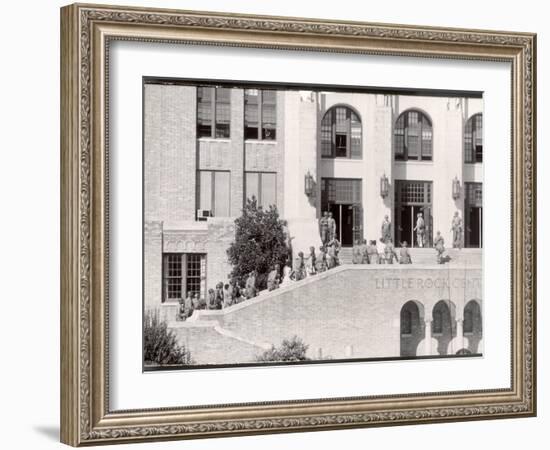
[227,197,289,290]
[143,310,193,366]
[256,336,310,362]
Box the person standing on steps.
[413,212,425,248]
[267,264,281,291]
[383,238,398,264]
[319,211,329,245]
[352,239,363,264]
[380,215,392,244]
[451,211,463,249]
[327,211,337,242]
[434,230,446,264]
[399,241,412,264]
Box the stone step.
[337,247,481,265]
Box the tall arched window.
[321,106,362,159]
[394,110,433,161]
[464,113,483,163]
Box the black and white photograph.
[143,80,484,369]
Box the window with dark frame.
[464,113,483,163]
[245,172,277,208]
[244,89,277,141]
[321,106,362,159]
[162,253,206,302]
[197,86,231,139]
[197,170,231,218]
[394,110,433,161]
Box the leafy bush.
[227,197,289,290]
[256,336,310,362]
[143,310,193,366]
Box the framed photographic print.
[60,3,537,446]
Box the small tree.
[256,336,310,362]
[227,197,289,290]
[143,310,193,366]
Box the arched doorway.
[432,300,456,355]
[463,300,483,353]
[400,301,424,357]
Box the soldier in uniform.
[245,271,257,299]
[367,240,379,264]
[215,282,224,308]
[327,212,337,241]
[399,241,412,264]
[206,288,217,310]
[326,237,341,268]
[451,211,463,249]
[383,238,398,264]
[316,246,328,273]
[413,212,425,248]
[352,239,363,264]
[380,215,392,244]
[319,211,329,245]
[434,230,446,264]
[305,246,317,276]
[360,239,369,264]
[281,260,293,286]
[267,264,281,291]
[293,251,306,281]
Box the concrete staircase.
[337,246,481,266]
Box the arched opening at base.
[464,300,483,353]
[400,301,424,357]
[432,300,456,355]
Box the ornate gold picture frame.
[60,3,536,446]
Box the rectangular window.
[473,114,483,163]
[198,170,231,217]
[245,172,277,208]
[197,86,231,138]
[162,253,206,302]
[244,89,277,141]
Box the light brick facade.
[143,82,483,362]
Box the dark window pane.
[321,106,361,159]
[197,87,213,138]
[163,254,183,302]
[335,133,347,157]
[215,88,231,138]
[245,126,259,140]
[321,109,333,157]
[465,113,482,163]
[244,89,259,140]
[395,110,432,161]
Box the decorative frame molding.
[60,3,536,446]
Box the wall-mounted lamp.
[452,176,461,200]
[380,173,389,198]
[304,170,314,197]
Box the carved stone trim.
[71,4,535,444]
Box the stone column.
[456,318,465,351]
[283,91,322,256]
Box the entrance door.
[465,183,483,248]
[395,181,433,247]
[329,203,355,247]
[397,205,430,248]
[466,206,482,247]
[321,178,363,247]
